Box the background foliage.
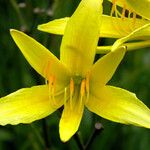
[0,0,149,149]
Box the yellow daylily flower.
[96,0,150,53]
[105,0,150,51]
[0,0,150,143]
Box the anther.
[79,79,86,111]
[69,78,74,110]
[70,78,74,95]
[80,79,86,97]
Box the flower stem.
[96,40,150,54]
[74,132,84,150]
[84,122,104,150]
[74,122,103,150]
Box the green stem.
[96,40,150,54]
[84,122,104,150]
[74,132,84,150]
[74,122,104,150]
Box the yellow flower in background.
[38,15,149,39]
[38,0,150,38]
[38,0,150,52]
[109,0,150,20]
[0,0,150,142]
[105,0,150,51]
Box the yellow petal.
[0,85,63,125]
[126,0,150,20]
[59,88,84,142]
[86,85,150,128]
[90,46,126,87]
[38,15,148,39]
[38,17,69,35]
[60,0,103,76]
[112,23,150,51]
[10,29,70,87]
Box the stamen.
[80,79,86,97]
[121,4,126,20]
[48,75,57,108]
[70,78,74,110]
[79,79,86,110]
[111,0,117,16]
[110,0,138,37]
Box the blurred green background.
[0,0,150,149]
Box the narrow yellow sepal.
[38,17,69,35]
